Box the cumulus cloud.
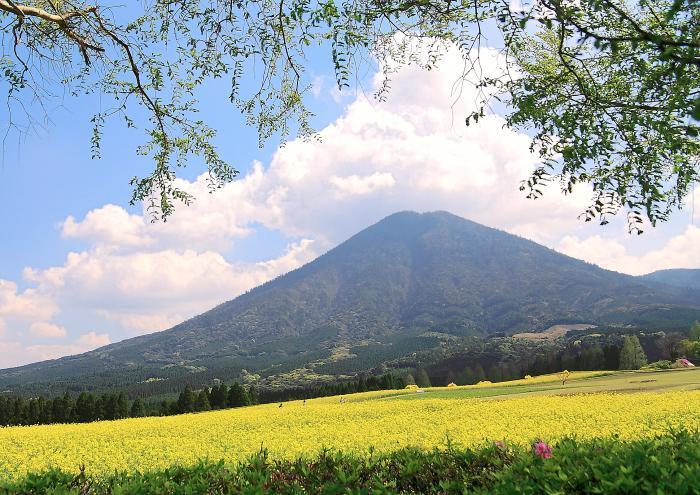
[330,172,396,198]
[25,240,317,335]
[29,322,67,338]
[557,225,700,275]
[59,45,580,249]
[62,204,154,248]
[0,279,58,328]
[0,332,111,369]
[55,44,594,253]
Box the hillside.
[641,269,700,290]
[2,211,699,395]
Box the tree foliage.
[503,0,699,232]
[690,320,700,342]
[227,382,250,407]
[1,0,697,226]
[619,335,648,370]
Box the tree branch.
[0,0,104,63]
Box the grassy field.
[387,367,700,401]
[1,368,699,483]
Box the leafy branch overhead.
[1,0,697,228]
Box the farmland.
[1,368,699,487]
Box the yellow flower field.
[1,389,699,481]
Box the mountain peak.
[2,211,699,395]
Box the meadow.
[1,368,699,488]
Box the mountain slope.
[640,269,700,290]
[2,211,699,395]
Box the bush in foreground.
[3,430,699,494]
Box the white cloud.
[330,172,396,198]
[0,279,58,322]
[53,44,591,253]
[97,311,187,335]
[62,204,153,248]
[25,240,318,335]
[0,332,110,369]
[29,322,67,338]
[557,225,700,275]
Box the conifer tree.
[415,369,432,388]
[38,396,51,424]
[459,366,476,385]
[116,393,129,419]
[247,385,259,405]
[211,384,228,409]
[130,398,146,418]
[194,391,212,412]
[76,392,95,423]
[227,382,250,407]
[27,399,40,425]
[177,385,196,413]
[473,364,487,383]
[102,394,118,420]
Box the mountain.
[2,211,699,395]
[640,269,700,290]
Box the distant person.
[279,403,283,408]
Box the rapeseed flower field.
[1,386,698,481]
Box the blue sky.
[1,35,698,369]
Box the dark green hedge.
[3,430,699,494]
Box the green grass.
[386,368,700,402]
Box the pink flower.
[494,440,506,450]
[532,441,553,459]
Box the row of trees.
[0,374,409,427]
[0,381,260,427]
[0,391,137,427]
[2,326,696,427]
[425,327,699,387]
[433,343,622,387]
[257,374,409,404]
[158,382,258,416]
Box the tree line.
[0,381,259,427]
[424,327,700,387]
[0,335,657,427]
[0,374,408,427]
[3,325,698,428]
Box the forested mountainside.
[641,269,700,290]
[2,211,699,396]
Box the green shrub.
[644,360,673,370]
[2,431,699,494]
